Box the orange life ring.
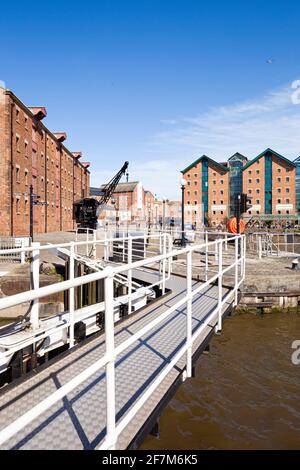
[227,217,245,234]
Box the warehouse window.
[16,166,20,183]
[16,197,20,214]
[24,141,28,158]
[16,135,20,152]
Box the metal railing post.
[239,235,243,276]
[162,233,166,295]
[104,231,109,261]
[258,235,262,259]
[86,230,89,257]
[20,239,26,265]
[69,241,75,348]
[186,248,193,378]
[205,231,208,282]
[144,234,147,259]
[243,235,246,280]
[215,237,218,262]
[168,234,172,277]
[104,273,116,450]
[92,230,97,260]
[30,242,40,330]
[234,236,238,306]
[217,240,223,332]
[159,234,162,277]
[122,232,125,262]
[128,236,132,314]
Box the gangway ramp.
[0,269,233,450]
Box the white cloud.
[160,119,179,125]
[93,82,300,200]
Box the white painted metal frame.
[0,233,245,450]
[0,233,171,360]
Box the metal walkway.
[0,269,232,450]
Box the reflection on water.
[141,312,300,450]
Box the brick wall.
[208,162,229,225]
[271,156,295,215]
[183,157,229,227]
[0,87,12,235]
[242,153,296,217]
[0,88,90,236]
[243,157,265,216]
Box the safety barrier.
[0,232,245,449]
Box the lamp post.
[180,178,187,247]
[162,198,166,231]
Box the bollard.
[292,258,299,270]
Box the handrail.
[0,232,246,450]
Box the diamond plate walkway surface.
[0,270,232,450]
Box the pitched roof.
[228,152,248,162]
[243,148,296,170]
[181,155,229,174]
[93,181,139,194]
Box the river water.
[141,312,300,450]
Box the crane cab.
[73,198,99,230]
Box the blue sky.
[1,0,300,199]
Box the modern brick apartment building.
[0,85,90,236]
[242,149,296,217]
[181,148,298,226]
[181,155,230,226]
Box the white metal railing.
[248,232,300,258]
[0,233,245,450]
[0,236,31,264]
[0,233,172,358]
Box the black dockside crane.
[73,161,129,230]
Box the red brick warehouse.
[0,84,90,237]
